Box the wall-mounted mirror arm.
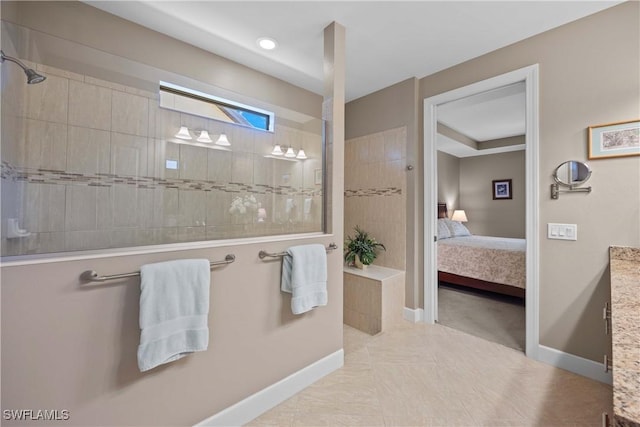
[551,160,592,199]
[550,183,592,199]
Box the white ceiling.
[86,1,621,102]
[438,82,526,142]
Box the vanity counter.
[610,246,640,427]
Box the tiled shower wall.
[1,62,323,256]
[344,126,407,270]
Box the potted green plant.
[344,226,386,269]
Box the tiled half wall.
[1,62,323,256]
[344,126,407,270]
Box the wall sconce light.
[175,126,192,140]
[451,210,468,222]
[197,130,213,143]
[284,147,296,158]
[296,149,307,160]
[271,144,284,156]
[216,133,231,146]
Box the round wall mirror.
[553,161,591,187]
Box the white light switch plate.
[548,223,578,241]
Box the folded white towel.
[137,259,210,372]
[281,244,328,314]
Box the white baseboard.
[537,345,612,385]
[403,307,424,323]
[194,349,344,427]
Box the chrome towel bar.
[259,243,338,260]
[80,254,236,282]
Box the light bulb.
[175,126,192,140]
[284,147,296,158]
[271,144,284,156]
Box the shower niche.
[0,21,325,257]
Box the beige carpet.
[438,283,526,352]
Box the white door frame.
[423,65,540,358]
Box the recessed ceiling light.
[257,37,278,50]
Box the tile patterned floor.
[247,323,612,427]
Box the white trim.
[194,349,344,427]
[537,345,612,385]
[423,65,540,359]
[0,232,328,267]
[403,307,424,323]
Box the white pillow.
[437,219,451,240]
[445,219,471,237]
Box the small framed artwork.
[588,119,640,159]
[492,179,512,200]
[314,168,323,185]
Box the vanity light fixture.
[215,133,231,146]
[175,126,192,140]
[295,149,307,160]
[284,147,296,158]
[197,130,213,143]
[271,144,284,156]
[257,37,278,50]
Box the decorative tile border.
[344,187,402,197]
[1,162,322,197]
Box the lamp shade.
[175,126,192,140]
[451,210,468,222]
[197,130,213,143]
[296,149,307,159]
[284,147,296,158]
[215,133,231,146]
[271,144,284,156]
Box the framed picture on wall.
[588,119,640,159]
[492,179,512,200]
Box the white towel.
[285,198,296,215]
[281,244,328,314]
[137,259,210,372]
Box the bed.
[437,203,526,299]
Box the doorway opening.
[423,65,539,357]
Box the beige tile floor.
[247,322,612,427]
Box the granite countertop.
[609,246,640,427]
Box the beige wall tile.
[162,188,179,227]
[68,80,112,130]
[65,185,98,232]
[178,189,206,227]
[65,230,111,251]
[23,183,65,233]
[112,187,140,228]
[110,132,149,177]
[67,126,111,175]
[25,74,69,124]
[111,90,149,136]
[207,150,232,183]
[231,152,254,184]
[178,144,208,181]
[23,119,67,170]
[253,154,274,186]
[153,106,181,140]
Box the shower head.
[1,50,47,84]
